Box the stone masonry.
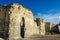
[0,3,40,40]
[9,3,39,40]
[45,22,52,32]
[0,3,60,40]
[45,22,55,33]
[36,18,45,35]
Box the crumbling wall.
[36,18,45,35]
[0,3,40,40]
[45,22,53,32]
[21,8,39,38]
[0,7,5,38]
[45,22,51,32]
[8,3,39,40]
[0,6,10,40]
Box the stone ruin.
[45,22,60,34]
[0,3,46,40]
[45,22,52,33]
[51,23,60,34]
[0,3,60,40]
[45,22,54,34]
[36,18,45,35]
[8,3,39,40]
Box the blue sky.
[0,0,60,24]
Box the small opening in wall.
[20,17,25,38]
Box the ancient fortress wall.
[45,22,51,32]
[9,3,39,40]
[36,18,45,35]
[0,3,48,40]
[0,3,60,40]
[0,3,40,40]
[0,6,10,39]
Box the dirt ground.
[17,35,60,40]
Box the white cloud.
[35,12,60,24]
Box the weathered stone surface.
[45,22,52,32]
[0,3,49,40]
[8,3,39,40]
[45,22,52,34]
[0,6,10,40]
[36,18,45,35]
[0,3,60,40]
[0,3,39,40]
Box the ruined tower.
[36,18,45,35]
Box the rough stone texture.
[8,3,39,40]
[45,22,55,34]
[36,18,45,35]
[0,3,39,40]
[0,7,4,37]
[45,22,52,32]
[0,3,60,40]
[0,3,49,40]
[0,6,10,40]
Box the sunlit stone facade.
[0,3,40,40]
[36,18,45,35]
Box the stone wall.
[0,6,5,38]
[0,3,40,40]
[45,22,51,32]
[0,6,10,40]
[0,3,50,40]
[0,3,60,40]
[8,3,39,40]
[36,18,45,35]
[45,22,53,33]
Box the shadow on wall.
[0,6,10,40]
